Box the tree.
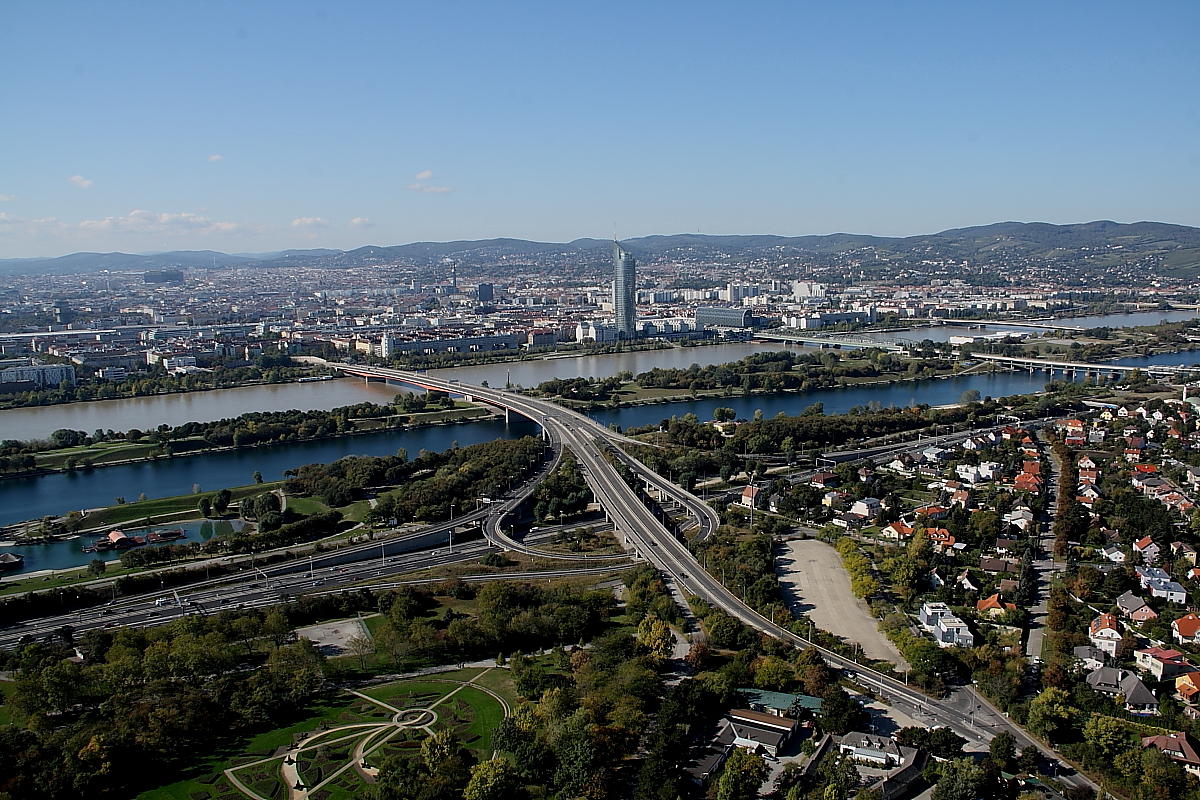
[463,757,521,800]
[636,616,674,662]
[421,729,462,773]
[959,389,982,404]
[347,635,374,671]
[818,686,867,735]
[253,470,264,484]
[198,496,212,518]
[213,488,232,516]
[1082,715,1135,764]
[714,407,736,423]
[716,747,768,800]
[1025,687,1077,742]
[932,759,985,800]
[989,731,1016,770]
[86,558,107,577]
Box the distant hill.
[2,220,1198,277]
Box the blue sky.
[1,0,1198,257]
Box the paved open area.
[776,538,910,669]
[295,617,371,656]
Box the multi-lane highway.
[0,525,618,648]
[335,364,1097,792]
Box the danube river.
[1,314,1197,573]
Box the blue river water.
[2,343,1197,574]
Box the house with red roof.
[976,593,1017,619]
[1142,732,1200,777]
[1135,646,1197,681]
[1174,613,1200,646]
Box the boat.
[0,552,24,572]
[145,528,186,543]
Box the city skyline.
[2,0,1198,257]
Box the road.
[332,364,1099,795]
[0,527,620,648]
[1026,429,1065,661]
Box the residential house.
[1174,613,1200,646]
[914,504,949,520]
[836,733,909,767]
[1146,578,1187,605]
[1003,508,1035,531]
[1116,591,1150,619]
[1089,613,1123,656]
[810,472,839,489]
[726,708,798,758]
[976,593,1017,619]
[1174,542,1199,566]
[980,557,1020,574]
[957,570,980,592]
[918,602,975,648]
[1100,546,1127,563]
[850,497,883,520]
[1121,674,1160,715]
[1136,566,1172,589]
[880,521,914,541]
[926,528,956,553]
[1142,732,1200,777]
[1073,645,1106,672]
[740,486,761,509]
[1131,605,1159,624]
[1177,673,1200,707]
[994,537,1020,555]
[1086,666,1130,696]
[1134,536,1162,564]
[1135,647,1196,681]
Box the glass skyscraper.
[612,242,637,339]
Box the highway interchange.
[2,363,1095,792]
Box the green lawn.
[472,668,518,705]
[140,673,509,799]
[0,680,17,727]
[85,482,281,528]
[453,685,506,752]
[285,496,331,517]
[133,695,385,800]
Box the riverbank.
[545,361,971,413]
[0,403,494,482]
[0,366,337,413]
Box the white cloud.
[68,174,93,189]
[208,154,224,162]
[290,217,329,228]
[348,217,373,228]
[77,209,248,235]
[0,194,14,202]
[406,169,453,194]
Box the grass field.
[0,680,17,727]
[139,671,509,800]
[85,482,282,528]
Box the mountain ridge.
[2,220,1198,277]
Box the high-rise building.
[612,242,637,338]
[476,282,495,303]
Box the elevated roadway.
[330,364,1098,790]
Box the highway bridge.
[754,330,908,352]
[0,361,1098,790]
[973,352,1200,378]
[913,317,1086,332]
[329,364,1098,790]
